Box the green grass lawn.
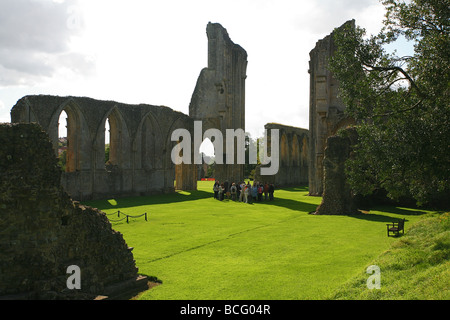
[84,181,440,300]
[331,212,449,299]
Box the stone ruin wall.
[8,20,358,200]
[6,20,359,202]
[314,127,359,215]
[0,123,145,299]
[255,123,309,187]
[0,20,365,300]
[9,22,249,201]
[189,22,248,183]
[308,20,355,196]
[11,95,197,201]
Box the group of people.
[213,180,275,203]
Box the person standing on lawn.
[264,182,269,200]
[213,180,219,199]
[269,183,275,201]
[230,182,237,201]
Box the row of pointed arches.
[53,101,180,174]
[279,133,308,168]
[11,96,200,199]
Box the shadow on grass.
[86,185,316,213]
[343,205,429,224]
[371,205,430,216]
[238,185,317,213]
[246,196,318,214]
[85,184,429,222]
[107,274,163,300]
[84,189,213,211]
[347,212,408,223]
[278,185,309,193]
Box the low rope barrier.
[105,210,148,223]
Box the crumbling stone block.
[308,20,355,196]
[314,128,360,215]
[0,123,145,299]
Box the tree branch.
[372,98,424,117]
[376,77,408,96]
[362,63,424,98]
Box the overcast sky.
[0,0,391,139]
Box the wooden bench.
[386,218,405,237]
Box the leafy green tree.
[329,0,449,206]
[244,134,259,179]
[206,161,215,178]
[58,149,67,172]
[105,144,110,163]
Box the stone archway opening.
[198,138,216,179]
[57,107,79,172]
[105,115,120,167]
[104,116,110,164]
[57,110,68,171]
[103,108,130,170]
[199,137,215,159]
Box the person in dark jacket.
[230,183,237,201]
[257,183,263,202]
[213,180,219,199]
[237,182,242,201]
[268,183,275,201]
[263,182,269,200]
[224,180,230,199]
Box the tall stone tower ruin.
[189,22,248,183]
[308,20,355,196]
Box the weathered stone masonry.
[1,20,364,300]
[11,95,197,201]
[314,127,359,215]
[10,22,249,201]
[8,21,358,201]
[0,123,144,299]
[189,22,248,183]
[255,123,309,186]
[308,20,355,196]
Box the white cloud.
[0,0,391,136]
[0,0,90,86]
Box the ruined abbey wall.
[314,127,359,215]
[189,22,248,183]
[0,123,144,299]
[6,20,359,203]
[255,123,309,187]
[11,95,197,201]
[308,20,355,196]
[9,22,249,201]
[0,20,369,300]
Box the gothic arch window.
[102,107,130,170]
[55,104,82,172]
[166,118,193,191]
[199,137,215,161]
